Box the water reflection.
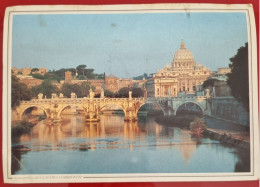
[12,114,250,174]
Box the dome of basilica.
[173,41,194,62]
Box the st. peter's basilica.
[146,40,212,97]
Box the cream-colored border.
[2,3,259,183]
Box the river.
[12,114,250,174]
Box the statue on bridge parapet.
[38,93,43,99]
[59,93,64,98]
[71,92,76,98]
[100,88,104,98]
[52,93,58,99]
[129,91,132,100]
[89,88,95,99]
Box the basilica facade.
[146,40,212,97]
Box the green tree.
[31,73,44,80]
[61,82,90,98]
[131,87,143,97]
[118,87,130,97]
[202,78,220,89]
[104,89,114,97]
[11,75,32,108]
[31,80,59,98]
[77,75,86,80]
[85,69,94,79]
[31,68,39,73]
[227,42,249,111]
[76,65,86,76]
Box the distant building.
[217,67,231,75]
[65,71,72,83]
[146,40,212,97]
[118,78,138,90]
[105,75,118,93]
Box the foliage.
[76,65,87,76]
[11,75,32,108]
[31,73,45,80]
[77,75,87,80]
[117,87,144,98]
[227,43,249,111]
[104,89,114,97]
[133,73,152,80]
[94,73,105,80]
[61,82,90,98]
[202,78,220,89]
[131,87,143,97]
[12,121,34,140]
[190,117,207,135]
[31,80,60,98]
[31,68,39,73]
[84,68,94,79]
[118,87,130,97]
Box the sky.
[12,12,248,78]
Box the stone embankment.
[203,128,250,149]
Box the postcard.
[2,3,259,183]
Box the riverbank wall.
[206,97,249,126]
[204,128,250,149]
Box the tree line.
[30,65,105,82]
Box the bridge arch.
[174,101,204,116]
[57,104,86,118]
[19,105,49,120]
[137,102,166,116]
[99,103,126,116]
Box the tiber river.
[12,113,250,174]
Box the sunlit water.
[12,114,250,174]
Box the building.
[105,75,118,93]
[65,71,72,83]
[117,78,138,90]
[146,40,212,97]
[217,67,231,75]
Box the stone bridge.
[16,93,146,123]
[146,96,208,116]
[16,90,209,123]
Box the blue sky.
[12,12,248,78]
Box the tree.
[61,82,90,98]
[11,75,32,108]
[76,65,86,76]
[31,73,44,80]
[31,80,59,98]
[118,87,129,97]
[31,68,39,73]
[202,78,220,89]
[227,42,249,111]
[131,87,143,97]
[77,75,86,80]
[104,89,114,97]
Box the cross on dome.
[180,39,186,49]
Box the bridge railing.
[147,96,207,101]
[19,97,146,104]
